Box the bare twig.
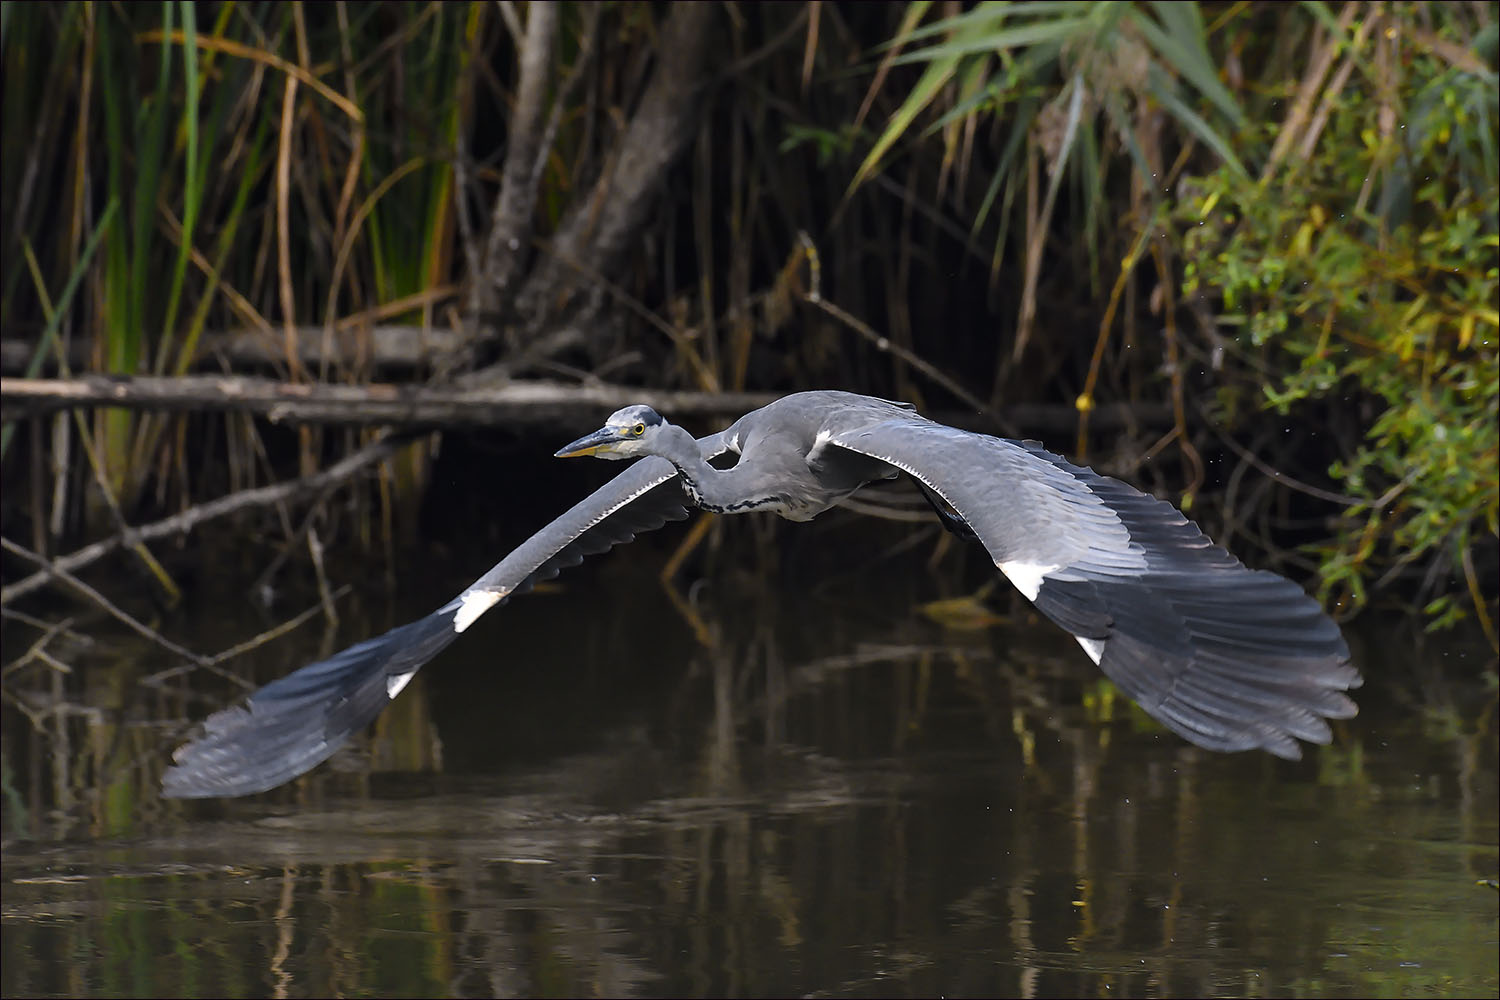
[138,584,353,689]
[307,526,338,628]
[488,240,721,391]
[31,646,76,677]
[1150,239,1205,503]
[1,607,96,646]
[807,295,1014,434]
[1261,1,1362,183]
[1,615,76,679]
[0,537,208,667]
[720,5,808,80]
[2,432,411,605]
[1199,407,1361,507]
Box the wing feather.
[161,434,727,798]
[826,417,1359,760]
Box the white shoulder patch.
[1075,636,1105,665]
[997,560,1059,602]
[387,669,418,699]
[453,589,503,633]
[806,428,836,463]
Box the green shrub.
[1180,12,1498,630]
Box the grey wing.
[161,432,729,799]
[827,417,1360,760]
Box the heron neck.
[654,425,746,512]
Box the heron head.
[554,405,668,460]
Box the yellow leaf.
[1292,221,1315,257]
[1400,293,1429,328]
[918,594,1007,631]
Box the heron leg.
[915,482,980,542]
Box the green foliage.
[845,1,1497,632]
[854,0,1250,305]
[1179,7,1499,627]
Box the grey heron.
[163,391,1360,798]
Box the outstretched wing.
[826,416,1359,760]
[162,433,729,799]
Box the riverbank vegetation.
[2,1,1495,643]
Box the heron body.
[163,391,1360,798]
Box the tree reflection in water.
[2,527,1495,997]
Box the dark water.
[2,516,1496,998]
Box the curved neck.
[652,425,752,513]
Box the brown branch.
[1,375,779,428]
[2,372,1166,439]
[479,0,560,310]
[808,295,1014,434]
[528,5,601,230]
[1,433,411,605]
[138,584,353,691]
[1261,1,1362,183]
[1,614,78,679]
[516,2,718,334]
[1198,404,1362,507]
[0,537,209,666]
[0,607,97,652]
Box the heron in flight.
[163,391,1359,798]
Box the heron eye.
[632,422,646,436]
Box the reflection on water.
[2,517,1497,998]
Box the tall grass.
[2,2,1493,631]
[1,2,471,540]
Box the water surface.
[3,517,1496,997]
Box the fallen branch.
[1,372,1171,438]
[1,375,778,427]
[1,372,1171,442]
[1,433,411,605]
